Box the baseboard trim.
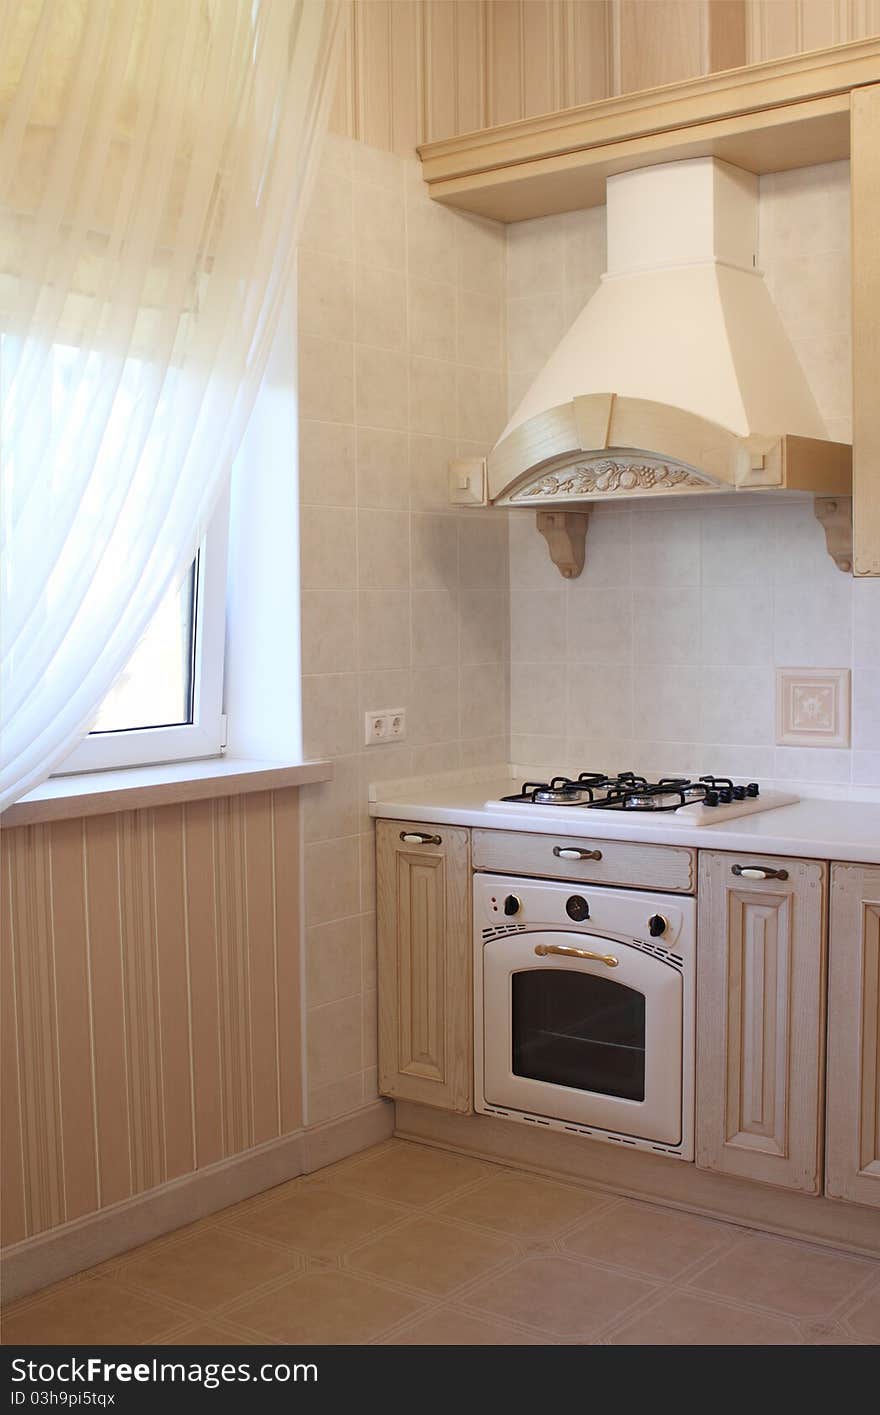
[394,1103,880,1258]
[1,1100,393,1303]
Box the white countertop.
[369,768,880,865]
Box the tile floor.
[3,1141,879,1346]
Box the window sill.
[1,757,333,829]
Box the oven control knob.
[648,913,668,938]
[503,894,521,916]
[566,895,590,922]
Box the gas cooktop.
[486,773,798,825]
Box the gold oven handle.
[534,942,619,968]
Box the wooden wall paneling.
[48,818,98,1223]
[522,0,555,117]
[356,0,393,151]
[152,803,196,1183]
[707,0,748,71]
[747,0,800,61]
[567,0,613,106]
[852,81,880,575]
[117,811,165,1194]
[612,1,710,93]
[488,0,526,126]
[83,814,131,1209]
[0,831,28,1244]
[329,0,357,138]
[243,792,282,1146]
[182,798,224,1169]
[213,797,253,1158]
[6,827,65,1233]
[390,0,424,155]
[456,0,488,133]
[271,787,303,1136]
[423,0,458,143]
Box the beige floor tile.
[437,1171,609,1242]
[799,1320,869,1345]
[347,1215,517,1297]
[111,1229,302,1311]
[230,1270,424,1344]
[843,1281,880,1342]
[688,1234,877,1320]
[163,1322,263,1345]
[609,1291,803,1345]
[386,1307,550,1345]
[560,1200,734,1279]
[464,1255,653,1340]
[332,1141,492,1206]
[0,1277,180,1346]
[223,1185,405,1258]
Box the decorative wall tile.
[776,668,851,748]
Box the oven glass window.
[511,969,646,1102]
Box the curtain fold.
[0,0,343,809]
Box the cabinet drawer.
[472,828,695,894]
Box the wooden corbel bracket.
[536,510,590,579]
[814,497,853,573]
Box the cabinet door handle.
[400,831,441,846]
[535,942,618,968]
[553,845,602,861]
[732,864,789,881]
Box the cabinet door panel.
[377,820,472,1112]
[696,852,826,1193]
[826,864,880,1208]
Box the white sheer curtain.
[0,0,342,809]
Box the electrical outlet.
[364,711,389,746]
[364,707,407,746]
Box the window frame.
[56,489,230,775]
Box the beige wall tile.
[459,515,509,589]
[354,183,405,271]
[353,141,404,193]
[308,1073,365,1126]
[460,589,509,664]
[300,167,353,260]
[632,588,701,666]
[409,356,457,436]
[302,673,359,758]
[299,336,355,424]
[356,427,409,509]
[359,835,376,913]
[410,514,459,590]
[409,434,458,512]
[567,663,634,740]
[408,276,457,362]
[510,660,567,735]
[299,421,356,508]
[458,291,504,369]
[410,667,460,745]
[358,590,411,670]
[307,994,363,1089]
[507,292,567,373]
[457,366,506,444]
[510,589,566,663]
[307,918,362,1008]
[460,662,507,739]
[301,756,362,842]
[300,507,357,591]
[507,214,567,297]
[355,265,407,349]
[304,837,360,927]
[457,212,506,295]
[301,591,357,676]
[407,199,459,285]
[357,509,410,589]
[564,206,606,287]
[298,251,355,342]
[411,591,459,667]
[567,587,632,665]
[355,345,409,431]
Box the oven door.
[482,929,682,1144]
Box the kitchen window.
[57,498,229,775]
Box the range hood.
[452,156,852,577]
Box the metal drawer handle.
[400,831,441,846]
[553,846,602,861]
[535,942,618,968]
[732,864,789,881]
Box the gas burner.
[499,772,761,813]
[501,772,649,807]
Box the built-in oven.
[474,874,696,1159]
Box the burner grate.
[499,772,760,812]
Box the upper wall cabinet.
[419,40,880,578]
